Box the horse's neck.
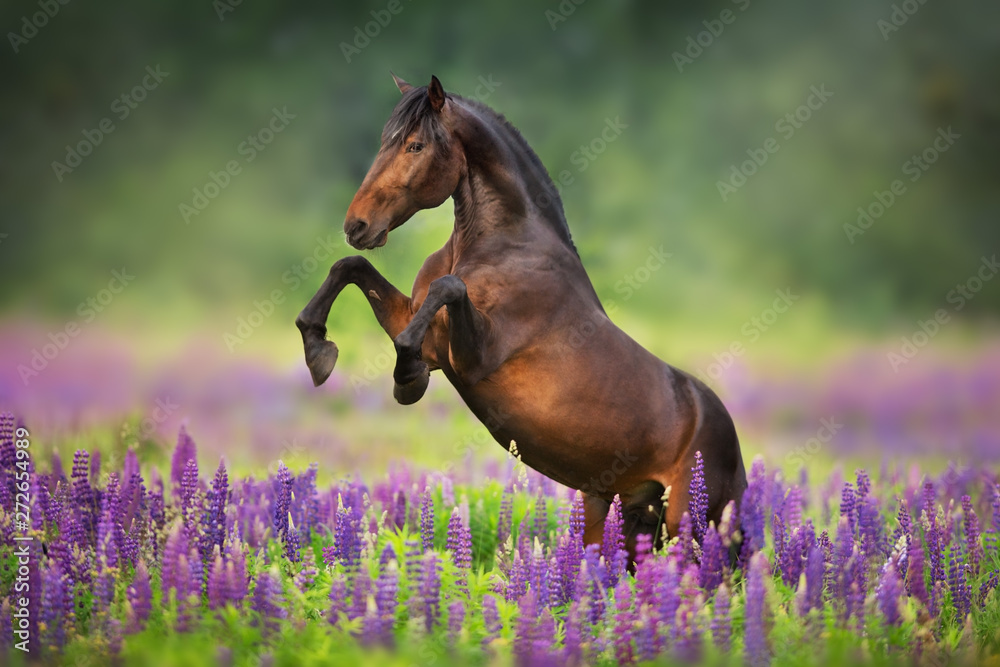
[450,109,554,257]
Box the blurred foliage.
[1,0,999,361]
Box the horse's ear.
[427,75,446,112]
[391,71,412,94]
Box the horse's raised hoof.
[304,338,339,387]
[392,362,429,405]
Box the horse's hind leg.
[295,255,412,387]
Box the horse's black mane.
[382,85,577,255]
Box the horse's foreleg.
[295,255,412,387]
[392,274,493,404]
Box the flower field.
[1,411,999,667]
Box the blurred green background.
[1,0,999,472]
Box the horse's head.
[343,74,465,250]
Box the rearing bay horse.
[296,74,747,557]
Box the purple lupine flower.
[602,495,626,587]
[611,577,634,665]
[634,533,653,568]
[947,551,971,620]
[892,499,912,582]
[0,599,11,653]
[876,561,904,627]
[0,412,14,470]
[514,589,540,666]
[171,425,197,494]
[979,569,999,607]
[857,495,885,563]
[252,570,287,635]
[373,560,399,646]
[782,485,804,530]
[740,457,767,562]
[162,524,191,603]
[711,583,731,653]
[986,485,1000,554]
[924,507,945,587]
[634,608,657,663]
[699,523,726,591]
[180,458,200,547]
[580,546,607,624]
[563,598,586,665]
[553,532,581,607]
[94,564,117,614]
[447,600,465,647]
[498,487,514,552]
[839,482,857,537]
[208,553,229,610]
[690,451,709,544]
[348,565,372,622]
[744,551,770,667]
[798,543,825,617]
[293,463,320,540]
[328,501,363,571]
[841,547,866,630]
[327,573,348,626]
[961,495,982,576]
[527,540,551,609]
[446,507,473,571]
[672,582,704,663]
[379,542,397,570]
[855,469,871,501]
[418,551,442,632]
[533,493,548,545]
[506,549,529,602]
[569,491,586,540]
[273,462,299,562]
[40,561,69,650]
[772,511,787,576]
[225,535,248,605]
[653,558,682,647]
[482,594,503,647]
[906,533,929,608]
[676,511,696,567]
[204,459,229,562]
[420,489,435,552]
[71,449,96,544]
[96,472,122,568]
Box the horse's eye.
[407,142,424,153]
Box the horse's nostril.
[346,218,369,238]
